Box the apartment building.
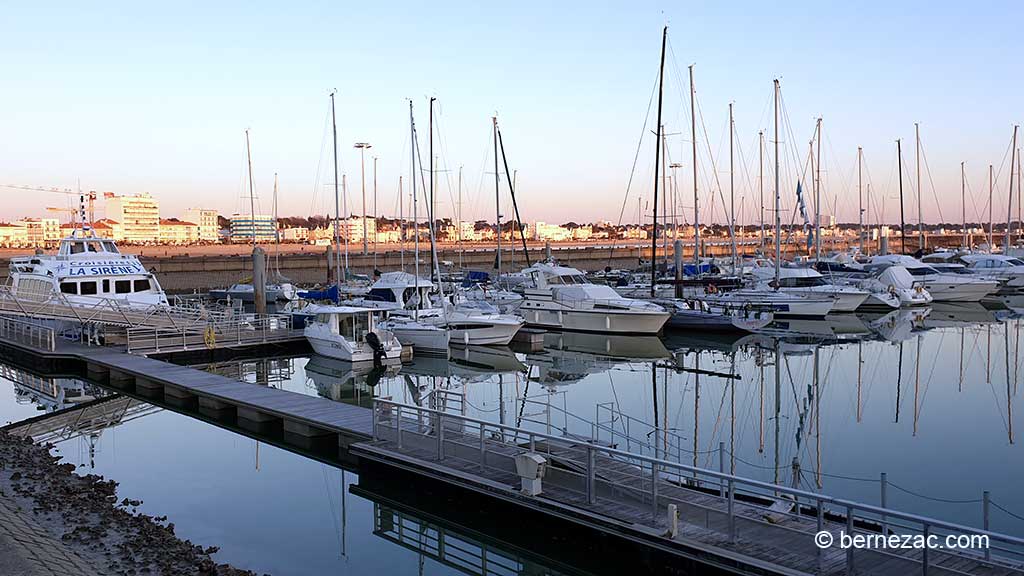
[105,193,160,243]
[230,214,277,243]
[183,208,219,242]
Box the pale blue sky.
[1,1,1021,226]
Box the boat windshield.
[547,274,590,285]
[778,277,828,288]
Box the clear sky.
[1,1,1022,227]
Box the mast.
[409,100,420,320]
[428,97,438,281]
[458,165,464,269]
[245,129,256,249]
[897,139,906,254]
[773,79,781,288]
[493,117,502,275]
[858,147,864,254]
[916,123,923,250]
[989,164,995,249]
[759,131,765,251]
[497,126,531,266]
[399,175,405,271]
[329,93,342,284]
[662,126,669,269]
[1007,126,1019,251]
[272,172,280,276]
[962,162,967,248]
[373,155,378,268]
[690,65,699,269]
[729,103,738,274]
[651,25,667,298]
[814,118,822,261]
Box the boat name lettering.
[68,263,143,276]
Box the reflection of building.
[230,214,277,243]
[105,193,160,243]
[183,208,219,242]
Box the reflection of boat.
[209,282,290,304]
[656,298,772,332]
[754,314,871,340]
[922,302,1002,329]
[303,355,399,406]
[661,331,759,354]
[861,308,931,342]
[541,331,670,359]
[449,345,526,373]
[2,364,104,412]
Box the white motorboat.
[303,305,403,364]
[702,289,835,318]
[868,255,998,302]
[518,262,670,334]
[359,271,523,346]
[751,265,869,312]
[8,227,168,308]
[946,253,1024,292]
[378,316,450,357]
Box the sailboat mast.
[690,65,699,269]
[729,103,737,274]
[897,139,906,254]
[458,165,464,269]
[273,172,280,275]
[330,93,342,284]
[409,100,420,320]
[651,25,666,298]
[245,129,256,249]
[962,162,967,248]
[773,79,780,287]
[759,131,765,251]
[428,97,438,281]
[858,147,864,254]
[989,164,995,249]
[1007,126,1019,251]
[399,175,405,271]
[493,117,502,275]
[814,118,821,261]
[916,123,923,250]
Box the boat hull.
[522,307,670,334]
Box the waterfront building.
[230,214,277,243]
[0,223,28,247]
[14,218,61,247]
[343,216,376,243]
[182,208,219,243]
[105,193,160,244]
[280,226,311,243]
[159,219,199,245]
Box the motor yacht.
[868,255,998,302]
[303,305,403,364]
[518,262,670,334]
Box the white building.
[183,208,219,243]
[14,218,61,246]
[230,214,277,243]
[106,193,160,244]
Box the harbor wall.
[0,236,970,294]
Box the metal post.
[816,498,824,562]
[372,402,378,439]
[728,479,736,542]
[922,523,930,575]
[846,505,855,573]
[651,462,659,520]
[479,424,486,466]
[586,445,596,504]
[436,413,445,460]
[984,491,991,560]
[881,472,888,534]
[396,405,403,448]
[529,433,535,453]
[719,441,726,495]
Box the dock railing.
[125,314,302,354]
[371,398,1024,575]
[0,315,55,352]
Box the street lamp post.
[354,142,372,255]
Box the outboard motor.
[365,331,385,368]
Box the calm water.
[2,300,1023,574]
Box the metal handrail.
[0,315,56,352]
[371,398,1024,569]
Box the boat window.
[79,281,97,295]
[779,277,827,288]
[87,241,104,252]
[367,288,398,302]
[70,242,85,254]
[133,279,151,292]
[1009,259,1024,266]
[59,282,78,295]
[102,279,110,293]
[338,314,356,340]
[115,280,131,294]
[316,314,331,324]
[905,267,930,277]
[353,313,371,341]
[102,241,119,253]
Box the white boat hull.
[306,335,400,363]
[388,325,450,356]
[522,307,669,334]
[924,281,998,302]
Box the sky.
[1,1,1022,227]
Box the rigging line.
[607,65,661,269]
[916,135,945,224]
[991,500,1024,523]
[887,481,983,504]
[693,91,733,239]
[309,101,332,218]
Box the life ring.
[204,326,216,349]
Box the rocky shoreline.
[0,430,264,576]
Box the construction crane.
[1,184,97,224]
